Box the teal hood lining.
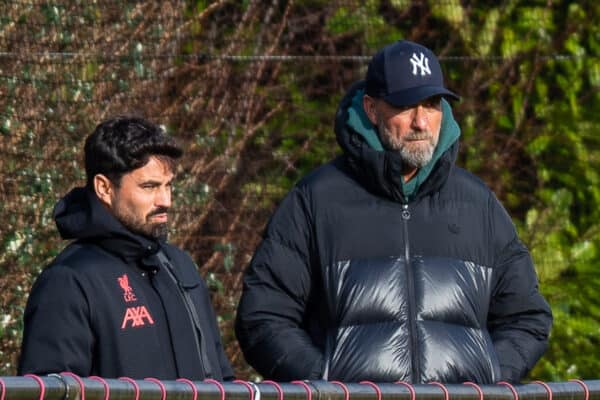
[346,89,461,199]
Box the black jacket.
[18,187,234,380]
[235,82,552,383]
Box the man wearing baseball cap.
[235,40,552,383]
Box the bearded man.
[235,40,552,383]
[19,116,233,380]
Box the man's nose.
[411,105,429,130]
[155,186,171,208]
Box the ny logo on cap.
[410,52,431,76]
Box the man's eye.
[424,98,441,109]
[390,105,413,115]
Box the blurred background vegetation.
[0,0,598,381]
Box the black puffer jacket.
[19,187,234,380]
[235,82,552,383]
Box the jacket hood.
[53,186,161,260]
[335,80,461,202]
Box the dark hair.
[84,115,183,187]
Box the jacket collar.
[53,186,162,263]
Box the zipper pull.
[402,204,411,220]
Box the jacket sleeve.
[217,340,235,381]
[203,285,236,381]
[487,195,553,383]
[18,265,94,376]
[235,187,323,381]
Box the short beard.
[114,208,169,241]
[148,223,169,241]
[377,116,437,169]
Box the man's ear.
[363,94,378,125]
[93,174,114,208]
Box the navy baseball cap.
[365,40,460,107]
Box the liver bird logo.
[117,274,137,302]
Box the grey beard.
[378,125,437,169]
[377,111,437,169]
[397,140,436,169]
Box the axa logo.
[121,306,155,329]
[410,52,431,76]
[118,274,137,302]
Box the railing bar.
[0,378,597,400]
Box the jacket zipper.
[402,203,419,381]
